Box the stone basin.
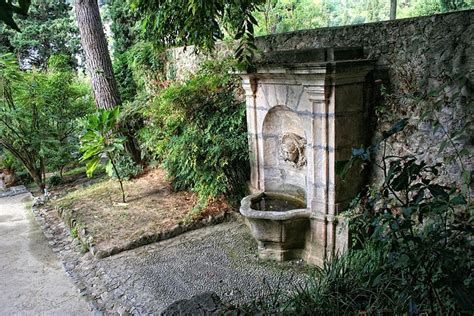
[240,192,310,261]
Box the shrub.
[108,154,143,180]
[80,108,128,203]
[141,60,249,203]
[0,53,94,191]
[47,175,62,187]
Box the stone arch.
[261,105,307,198]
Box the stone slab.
[0,185,28,198]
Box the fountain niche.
[238,47,374,266]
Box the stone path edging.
[56,205,240,259]
[0,185,28,198]
[30,195,308,315]
[30,202,109,313]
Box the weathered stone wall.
[166,10,473,189]
[255,10,473,189]
[165,43,234,81]
[255,10,473,188]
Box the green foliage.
[47,174,62,187]
[0,0,30,31]
[439,0,472,10]
[133,0,264,65]
[0,150,16,170]
[283,245,403,314]
[0,0,80,69]
[0,53,93,191]
[108,154,142,181]
[79,108,124,177]
[70,226,78,238]
[254,0,328,35]
[79,108,128,202]
[337,120,472,314]
[126,41,166,88]
[253,0,474,36]
[141,60,249,203]
[112,53,137,103]
[107,0,141,102]
[107,0,140,54]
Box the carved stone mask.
[279,132,307,169]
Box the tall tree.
[75,0,120,110]
[74,0,142,163]
[0,0,80,69]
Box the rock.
[162,292,224,316]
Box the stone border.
[0,185,28,198]
[55,205,240,259]
[30,201,102,313]
[29,196,251,314]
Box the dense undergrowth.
[137,60,250,204]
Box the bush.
[141,60,249,203]
[47,175,62,187]
[0,151,17,171]
[0,53,94,191]
[108,154,143,180]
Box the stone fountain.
[238,47,374,266]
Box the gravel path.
[0,193,91,315]
[33,198,310,314]
[89,221,308,313]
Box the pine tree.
[0,0,80,69]
[74,0,142,164]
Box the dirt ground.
[52,168,229,254]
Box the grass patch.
[52,168,230,257]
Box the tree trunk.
[74,0,120,110]
[390,0,397,20]
[27,166,45,193]
[75,0,142,164]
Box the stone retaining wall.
[166,10,473,188]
